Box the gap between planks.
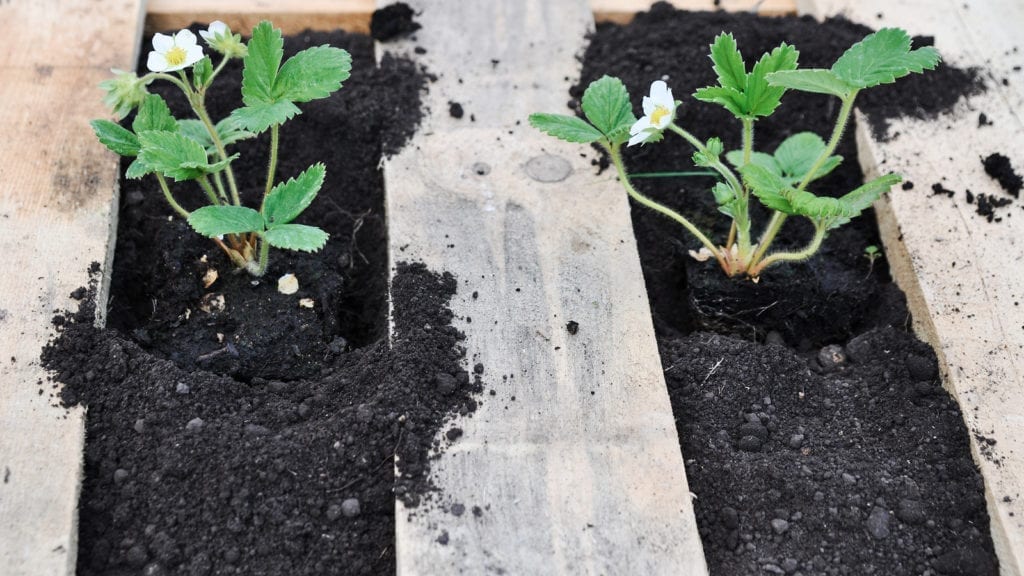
[802,0,1024,574]
[145,0,796,35]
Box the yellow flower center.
[165,46,188,67]
[650,105,671,126]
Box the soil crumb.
[371,3,421,42]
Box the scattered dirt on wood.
[370,2,421,42]
[982,152,1022,198]
[578,5,997,573]
[40,26,479,576]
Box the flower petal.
[175,29,198,48]
[152,33,174,52]
[629,116,652,136]
[146,51,168,72]
[650,80,671,102]
[642,95,656,116]
[628,131,650,147]
[185,45,205,66]
[209,21,228,35]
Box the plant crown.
[530,28,938,277]
[93,21,351,276]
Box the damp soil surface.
[42,25,481,576]
[577,5,997,574]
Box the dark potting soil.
[41,25,482,576]
[577,5,997,574]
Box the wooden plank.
[145,0,375,35]
[0,1,145,574]
[144,0,797,35]
[800,1,1024,574]
[379,1,707,574]
[593,0,796,23]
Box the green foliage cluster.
[92,21,351,276]
[530,28,939,277]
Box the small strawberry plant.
[530,28,938,277]
[92,21,351,276]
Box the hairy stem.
[263,124,281,204]
[155,174,189,218]
[749,224,827,276]
[749,93,859,270]
[666,124,750,256]
[609,143,723,267]
[197,175,221,205]
[248,237,271,277]
[206,55,231,87]
[192,99,242,206]
[741,117,754,166]
[143,72,191,94]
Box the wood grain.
[0,1,144,574]
[379,0,707,574]
[801,1,1024,574]
[144,0,796,35]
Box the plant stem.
[143,72,191,94]
[192,99,242,206]
[207,55,231,86]
[749,92,859,270]
[795,92,858,192]
[667,124,744,195]
[248,237,270,277]
[155,174,189,218]
[609,143,723,265]
[749,223,827,276]
[197,175,221,205]
[741,117,754,166]
[263,124,281,204]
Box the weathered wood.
[0,1,145,574]
[594,0,796,23]
[379,1,707,574]
[146,0,375,35]
[145,0,796,36]
[801,1,1024,574]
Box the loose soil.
[42,24,481,576]
[577,5,997,574]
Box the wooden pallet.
[12,0,1024,574]
[800,1,1024,574]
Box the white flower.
[146,29,204,73]
[628,80,677,147]
[199,21,229,44]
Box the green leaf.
[91,119,139,157]
[264,224,329,252]
[832,28,941,89]
[193,57,213,89]
[188,205,265,237]
[788,189,847,221]
[528,113,604,143]
[841,173,901,212]
[708,33,747,92]
[744,43,799,117]
[264,163,326,226]
[177,119,214,149]
[741,164,796,214]
[276,46,352,102]
[693,86,746,118]
[137,131,213,181]
[773,132,825,179]
[125,158,151,179]
[241,21,284,105]
[230,101,301,134]
[766,69,852,98]
[725,150,780,175]
[214,117,256,147]
[133,94,178,134]
[581,76,636,141]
